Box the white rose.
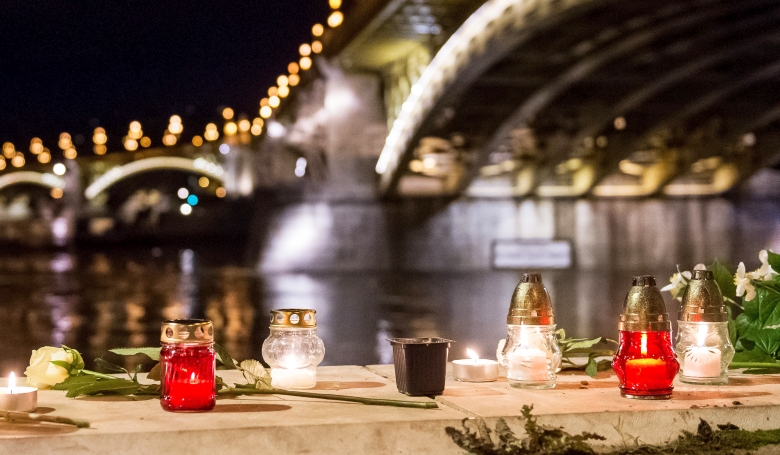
[24,347,74,388]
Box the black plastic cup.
[389,338,453,396]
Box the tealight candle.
[270,367,318,389]
[452,349,499,382]
[0,373,38,412]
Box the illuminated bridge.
[279,0,780,199]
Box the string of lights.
[0,0,344,172]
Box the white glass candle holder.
[500,324,561,389]
[675,321,734,385]
[262,309,324,390]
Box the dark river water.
[0,243,696,376]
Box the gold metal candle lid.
[161,319,214,343]
[507,273,554,325]
[270,309,317,328]
[679,270,727,322]
[618,276,672,332]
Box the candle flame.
[696,323,708,347]
[520,325,529,347]
[467,349,479,362]
[640,332,648,356]
[190,372,197,384]
[8,372,15,393]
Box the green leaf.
[733,350,776,363]
[755,286,780,324]
[768,251,780,271]
[214,344,238,370]
[63,346,85,371]
[94,358,130,375]
[710,260,737,301]
[147,363,161,381]
[565,338,603,351]
[50,360,73,374]
[66,378,140,398]
[51,374,98,390]
[585,357,598,378]
[109,348,161,361]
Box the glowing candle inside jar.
[0,372,38,412]
[683,324,722,378]
[270,367,317,389]
[624,333,668,390]
[452,349,499,382]
[508,328,549,382]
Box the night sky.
[0,1,329,152]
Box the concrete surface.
[1,365,779,454]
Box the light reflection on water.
[0,246,697,376]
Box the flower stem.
[730,362,780,370]
[219,387,438,409]
[81,369,120,381]
[2,410,90,428]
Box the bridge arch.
[374,0,780,196]
[0,171,65,192]
[84,156,224,200]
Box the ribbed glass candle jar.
[160,319,216,412]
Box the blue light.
[187,195,199,206]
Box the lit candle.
[0,373,38,412]
[452,349,499,382]
[507,328,549,382]
[683,324,722,378]
[270,367,317,389]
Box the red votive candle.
[613,331,678,398]
[160,319,216,412]
[613,276,679,400]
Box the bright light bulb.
[168,122,183,135]
[278,85,290,98]
[312,23,324,37]
[129,121,142,132]
[216,187,227,198]
[219,144,230,154]
[192,135,203,146]
[38,152,51,164]
[250,124,262,136]
[198,177,210,188]
[289,74,300,86]
[238,119,250,132]
[269,96,280,108]
[260,106,272,119]
[312,41,322,54]
[180,204,193,215]
[125,139,139,151]
[0,158,5,170]
[177,188,189,199]
[300,57,312,71]
[224,122,238,135]
[268,86,278,97]
[288,62,299,74]
[299,43,311,57]
[277,75,289,87]
[11,153,25,168]
[50,188,64,199]
[53,163,67,175]
[169,115,182,124]
[222,108,234,120]
[64,148,77,159]
[140,137,151,147]
[328,11,344,28]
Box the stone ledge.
[1,365,779,454]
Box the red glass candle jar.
[160,319,216,412]
[612,276,679,400]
